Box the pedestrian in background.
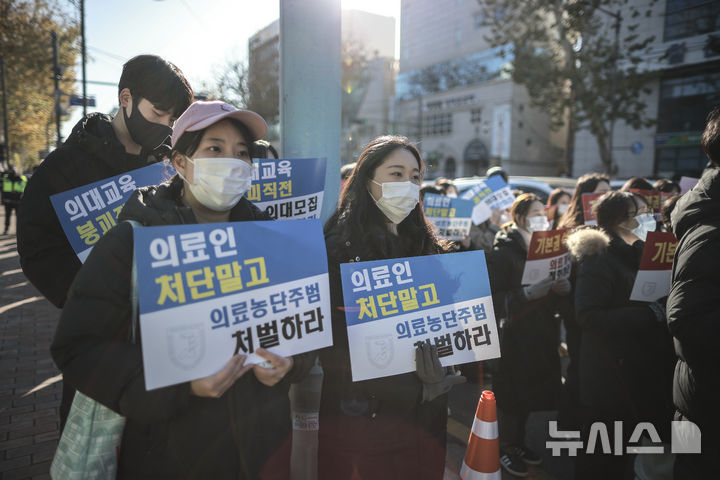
[557,172,610,229]
[1,165,26,234]
[547,188,571,230]
[654,178,681,196]
[566,191,675,480]
[620,176,654,191]
[51,101,313,479]
[487,193,570,478]
[667,106,720,479]
[319,135,464,480]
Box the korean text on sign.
[246,157,327,220]
[459,175,514,225]
[134,219,333,390]
[50,162,171,262]
[521,229,571,284]
[630,231,678,302]
[341,250,501,382]
[423,193,474,241]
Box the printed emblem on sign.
[529,269,540,282]
[642,282,657,297]
[167,324,205,370]
[365,334,394,369]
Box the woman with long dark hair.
[557,173,611,230]
[318,135,464,480]
[566,191,675,479]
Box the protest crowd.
[6,53,720,480]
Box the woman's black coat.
[567,228,675,436]
[51,177,314,479]
[487,227,563,414]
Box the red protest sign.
[629,189,674,213]
[638,231,678,271]
[527,229,570,261]
[582,193,604,225]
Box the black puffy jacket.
[668,166,720,448]
[51,177,314,479]
[487,227,563,413]
[18,114,159,308]
[567,228,675,435]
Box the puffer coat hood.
[565,227,610,261]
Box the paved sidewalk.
[0,211,62,480]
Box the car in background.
[453,176,559,204]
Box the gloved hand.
[523,276,554,301]
[552,278,572,296]
[415,343,466,403]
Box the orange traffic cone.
[460,390,501,480]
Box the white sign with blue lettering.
[134,219,332,390]
[460,175,515,225]
[340,251,500,382]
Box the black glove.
[415,343,466,403]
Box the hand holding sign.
[252,348,295,387]
[190,354,251,398]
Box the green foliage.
[478,0,658,173]
[0,0,79,168]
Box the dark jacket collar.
[673,166,720,240]
[494,226,527,254]
[607,231,643,270]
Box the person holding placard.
[319,135,462,480]
[486,193,570,477]
[557,173,610,230]
[51,101,313,479]
[565,191,675,480]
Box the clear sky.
[61,0,401,138]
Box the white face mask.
[369,179,420,224]
[527,215,551,233]
[631,213,657,241]
[178,156,253,212]
[557,203,570,215]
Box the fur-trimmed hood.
[565,227,611,261]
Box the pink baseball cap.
[171,100,267,147]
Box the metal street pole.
[51,31,62,148]
[1,57,9,169]
[81,0,87,117]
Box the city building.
[394,0,567,179]
[248,10,396,161]
[571,0,720,179]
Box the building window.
[657,71,720,133]
[664,0,720,42]
[424,113,453,136]
[474,13,484,29]
[471,108,482,123]
[656,146,706,177]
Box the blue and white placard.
[460,175,515,225]
[133,219,332,390]
[423,193,474,241]
[340,250,500,381]
[50,162,172,262]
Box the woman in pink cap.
[52,101,314,479]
